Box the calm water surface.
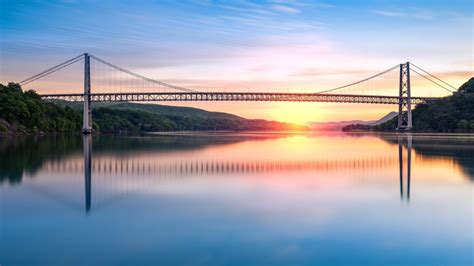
[0,132,473,265]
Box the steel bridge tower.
[82,53,92,134]
[397,62,412,130]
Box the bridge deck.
[39,92,438,105]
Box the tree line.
[0,83,82,133]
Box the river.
[0,132,473,265]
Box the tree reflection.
[0,135,82,184]
[0,133,267,185]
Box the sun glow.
[264,102,326,124]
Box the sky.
[0,0,473,123]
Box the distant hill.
[307,111,397,131]
[90,102,310,132]
[367,111,398,126]
[306,120,371,131]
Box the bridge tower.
[397,62,412,130]
[82,53,93,134]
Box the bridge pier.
[82,53,93,134]
[397,62,413,131]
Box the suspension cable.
[410,63,457,91]
[17,53,458,96]
[19,54,84,86]
[89,55,197,93]
[410,68,454,93]
[315,65,399,94]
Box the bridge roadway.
[39,92,438,105]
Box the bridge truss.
[40,92,434,105]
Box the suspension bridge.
[18,53,456,133]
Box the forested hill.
[0,83,82,133]
[0,83,308,134]
[90,102,308,132]
[375,77,474,132]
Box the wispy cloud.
[291,68,372,77]
[370,8,436,20]
[313,2,334,8]
[272,5,301,14]
[218,4,275,16]
[369,9,405,17]
[270,0,334,8]
[411,10,435,20]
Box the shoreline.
[2,130,474,138]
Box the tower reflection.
[398,133,412,202]
[83,134,92,213]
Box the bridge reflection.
[80,134,413,213]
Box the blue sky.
[0,0,472,122]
